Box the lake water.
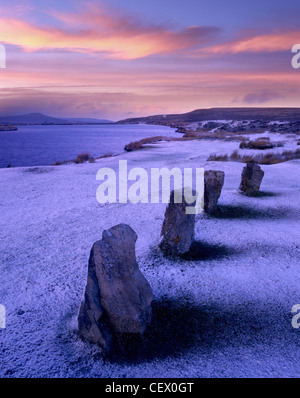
[0,124,178,168]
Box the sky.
[0,0,299,120]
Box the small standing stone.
[78,224,153,352]
[159,189,197,256]
[240,162,264,195]
[204,170,225,214]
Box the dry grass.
[52,152,95,166]
[123,135,198,151]
[96,153,113,159]
[230,150,240,160]
[239,137,284,150]
[52,160,71,166]
[207,154,229,162]
[124,136,167,151]
[208,149,300,165]
[74,152,95,164]
[124,130,269,153]
[183,130,246,141]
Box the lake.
[0,124,177,168]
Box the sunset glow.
[0,0,299,120]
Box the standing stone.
[159,189,197,256]
[239,162,264,195]
[204,170,225,214]
[78,224,153,352]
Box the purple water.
[0,124,177,168]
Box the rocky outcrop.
[78,224,153,352]
[204,170,225,214]
[239,163,264,195]
[159,189,197,256]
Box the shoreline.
[0,123,178,169]
[1,119,300,169]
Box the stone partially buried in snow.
[78,224,153,352]
[204,170,225,214]
[240,162,264,195]
[159,189,197,256]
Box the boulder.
[78,224,153,352]
[204,170,225,214]
[240,163,264,195]
[159,189,197,256]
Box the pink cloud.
[200,29,300,55]
[0,3,220,59]
[1,2,300,118]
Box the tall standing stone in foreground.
[204,170,225,214]
[239,162,264,195]
[78,224,153,352]
[159,189,197,256]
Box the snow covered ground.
[1,135,300,378]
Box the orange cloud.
[202,30,300,55]
[1,2,299,117]
[0,4,220,59]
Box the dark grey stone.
[78,224,153,352]
[204,170,225,214]
[159,189,197,256]
[240,163,264,195]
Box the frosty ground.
[1,134,300,378]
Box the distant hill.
[0,113,114,125]
[118,107,300,125]
[66,117,114,124]
[0,113,69,124]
